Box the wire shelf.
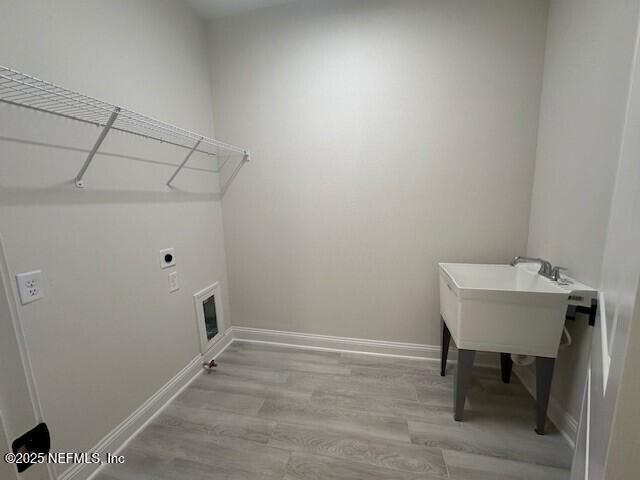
[0,65,246,156]
[0,65,249,188]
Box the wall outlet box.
[16,270,45,305]
[168,271,179,292]
[160,248,176,269]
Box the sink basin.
[439,262,596,357]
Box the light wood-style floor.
[96,342,572,480]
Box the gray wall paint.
[0,0,229,472]
[209,0,549,344]
[525,0,640,425]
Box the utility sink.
[438,262,597,433]
[439,262,596,357]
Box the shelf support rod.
[75,107,120,188]
[166,137,203,187]
[220,151,250,196]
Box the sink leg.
[454,349,476,421]
[535,356,555,435]
[441,317,451,376]
[500,353,513,384]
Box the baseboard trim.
[514,365,578,449]
[61,330,233,480]
[229,326,498,367]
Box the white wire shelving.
[0,65,249,188]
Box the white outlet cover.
[168,271,179,292]
[16,270,45,305]
[160,248,176,269]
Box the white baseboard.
[229,326,499,367]
[230,326,441,359]
[60,330,233,480]
[514,365,578,449]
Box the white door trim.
[0,234,55,480]
[0,411,18,480]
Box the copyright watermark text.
[4,451,125,465]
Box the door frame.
[0,234,55,480]
[571,10,640,477]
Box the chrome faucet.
[510,256,556,280]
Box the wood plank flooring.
[96,342,572,480]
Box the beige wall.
[209,0,548,344]
[525,0,640,425]
[0,0,230,474]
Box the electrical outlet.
[168,271,179,292]
[16,270,45,305]
[160,248,176,269]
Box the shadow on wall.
[0,184,221,206]
[0,135,249,204]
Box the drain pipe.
[512,326,573,366]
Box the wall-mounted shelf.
[0,65,249,188]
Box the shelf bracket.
[220,151,251,196]
[166,138,203,187]
[75,107,120,188]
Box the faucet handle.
[551,266,567,281]
[539,260,553,275]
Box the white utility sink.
[439,262,596,358]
